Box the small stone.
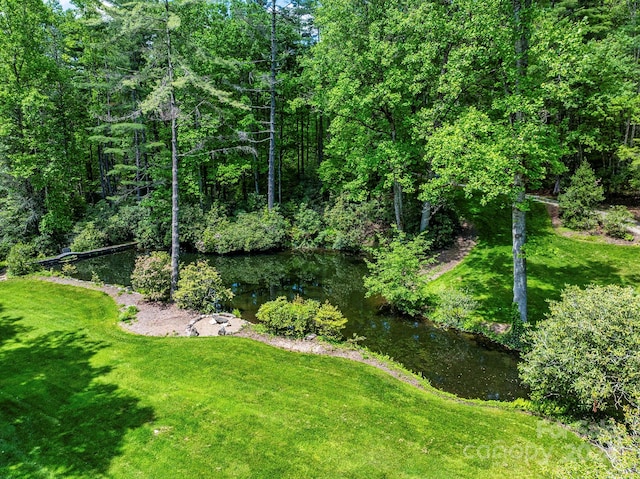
[304,333,317,341]
[218,326,227,336]
[188,327,199,337]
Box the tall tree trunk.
[512,0,530,323]
[165,0,180,298]
[267,0,276,211]
[512,176,527,323]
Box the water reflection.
[63,249,528,401]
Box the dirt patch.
[37,276,247,337]
[422,223,477,280]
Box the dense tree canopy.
[0,0,638,323]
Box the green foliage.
[104,205,146,245]
[6,242,39,277]
[198,208,289,254]
[519,284,640,414]
[118,305,139,323]
[130,252,171,302]
[553,406,640,479]
[321,195,384,251]
[290,203,324,249]
[558,162,605,230]
[424,207,460,250]
[60,263,78,276]
[603,206,635,240]
[431,288,478,330]
[256,296,347,340]
[70,221,108,252]
[174,260,233,313]
[364,232,434,316]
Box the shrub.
[256,296,347,339]
[321,194,385,251]
[174,260,233,313]
[432,288,478,329]
[198,208,289,254]
[364,232,434,316]
[290,204,324,249]
[519,284,640,414]
[130,252,172,302]
[558,162,605,230]
[603,205,635,240]
[424,207,460,250]
[105,204,145,244]
[118,305,139,323]
[70,221,108,252]
[6,242,39,277]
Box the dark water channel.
[67,249,528,401]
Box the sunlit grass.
[428,200,640,324]
[0,279,602,478]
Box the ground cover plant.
[428,199,640,327]
[0,279,602,478]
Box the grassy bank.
[0,279,601,478]
[428,200,640,325]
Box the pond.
[66,249,528,401]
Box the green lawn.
[0,279,601,478]
[429,200,640,324]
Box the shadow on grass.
[0,323,154,478]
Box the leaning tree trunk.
[419,200,432,233]
[267,0,277,211]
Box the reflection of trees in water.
[203,252,370,318]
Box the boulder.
[304,333,317,341]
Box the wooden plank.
[37,242,138,266]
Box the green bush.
[558,162,605,230]
[6,242,39,277]
[174,260,233,313]
[431,288,478,329]
[198,207,289,254]
[290,204,324,249]
[256,296,347,339]
[603,205,635,240]
[118,305,139,323]
[130,252,172,302]
[364,232,433,316]
[105,204,145,244]
[321,194,385,251]
[519,284,640,414]
[70,221,108,252]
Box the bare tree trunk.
[419,200,432,233]
[512,176,527,323]
[267,0,276,211]
[165,0,180,298]
[393,176,403,231]
[511,0,530,323]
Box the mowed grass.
[0,280,600,478]
[428,200,640,324]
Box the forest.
[1,0,639,326]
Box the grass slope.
[429,201,640,324]
[0,279,600,478]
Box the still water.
[68,249,528,401]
